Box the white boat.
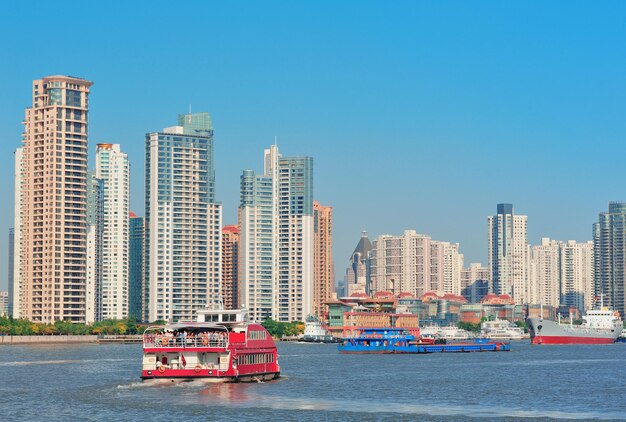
[481,319,525,340]
[300,315,337,343]
[419,324,474,341]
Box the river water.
[1,341,625,421]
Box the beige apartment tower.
[313,201,333,318]
[221,225,240,310]
[14,76,93,323]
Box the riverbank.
[0,334,142,345]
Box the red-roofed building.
[373,290,394,299]
[480,294,515,305]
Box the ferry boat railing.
[142,329,229,348]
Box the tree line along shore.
[0,315,304,338]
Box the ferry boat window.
[248,330,267,340]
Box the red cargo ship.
[141,308,280,382]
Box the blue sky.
[1,1,625,291]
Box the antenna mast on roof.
[188,104,192,123]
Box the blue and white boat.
[338,327,510,354]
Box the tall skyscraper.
[14,76,92,323]
[593,202,626,316]
[239,145,313,322]
[96,143,130,320]
[145,113,222,322]
[313,201,333,318]
[86,171,104,323]
[221,225,240,310]
[488,203,529,304]
[8,228,14,317]
[129,213,144,321]
[370,230,463,297]
[345,231,372,296]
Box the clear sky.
[1,1,625,291]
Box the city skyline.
[2,2,626,291]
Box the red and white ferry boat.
[141,308,280,382]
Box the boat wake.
[218,396,625,420]
[0,358,131,367]
[0,359,82,366]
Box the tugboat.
[141,308,280,381]
[481,319,526,340]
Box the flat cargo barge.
[338,327,510,354]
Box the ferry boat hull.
[527,318,620,345]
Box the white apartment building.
[488,203,529,304]
[531,238,561,308]
[529,238,594,312]
[145,113,222,322]
[239,145,313,322]
[96,144,130,320]
[561,240,594,312]
[370,230,463,297]
[86,172,103,323]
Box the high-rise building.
[15,76,92,323]
[593,202,626,316]
[239,169,274,320]
[145,113,222,322]
[528,238,594,312]
[239,145,313,322]
[488,203,529,304]
[12,148,22,319]
[561,240,594,312]
[370,230,463,297]
[221,225,240,310]
[8,228,14,317]
[531,238,562,308]
[431,241,464,294]
[460,263,490,303]
[86,171,104,323]
[96,143,130,320]
[313,201,333,318]
[129,213,144,321]
[346,231,372,296]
